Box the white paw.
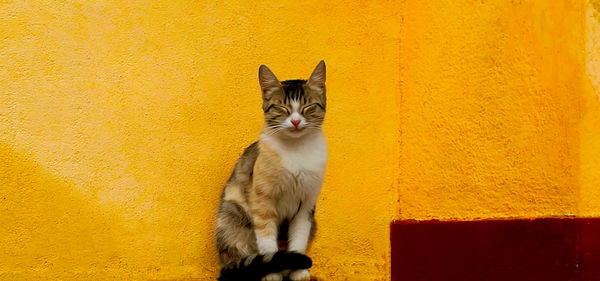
[262,272,283,281]
[289,269,311,281]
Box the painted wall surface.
[398,0,599,220]
[0,0,598,280]
[581,0,600,216]
[0,1,400,280]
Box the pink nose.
[291,119,301,128]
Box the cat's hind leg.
[216,200,257,268]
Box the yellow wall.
[397,1,589,220]
[0,0,598,280]
[396,0,600,220]
[581,0,600,216]
[0,1,400,280]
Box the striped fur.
[216,61,327,281]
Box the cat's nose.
[291,119,301,128]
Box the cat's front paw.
[289,269,310,281]
[262,272,283,281]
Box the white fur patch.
[289,269,310,281]
[256,236,278,255]
[291,100,300,112]
[262,272,283,281]
[288,209,313,253]
[263,131,327,175]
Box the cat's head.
[258,61,326,138]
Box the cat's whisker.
[265,127,287,136]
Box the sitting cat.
[216,61,327,281]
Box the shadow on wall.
[0,141,124,279]
[0,142,217,280]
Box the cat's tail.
[217,251,312,281]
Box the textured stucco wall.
[581,0,600,217]
[397,0,596,220]
[1,0,599,280]
[0,1,400,280]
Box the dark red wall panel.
[390,218,600,281]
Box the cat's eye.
[268,105,289,114]
[301,104,321,114]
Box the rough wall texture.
[581,0,600,216]
[398,0,593,220]
[0,0,599,280]
[0,1,400,280]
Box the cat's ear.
[258,65,280,97]
[307,60,326,90]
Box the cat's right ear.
[258,65,280,99]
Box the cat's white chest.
[263,132,327,219]
[268,133,327,176]
[262,132,327,176]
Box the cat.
[216,61,327,281]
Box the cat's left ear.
[307,60,326,91]
[259,64,280,98]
